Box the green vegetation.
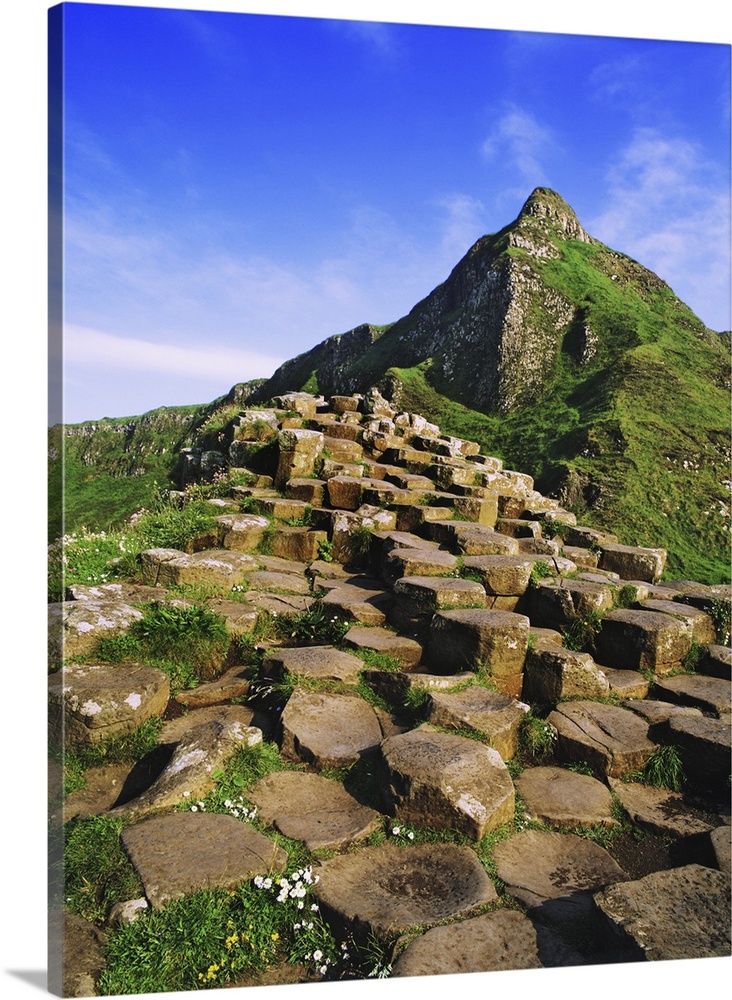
[626,745,686,792]
[93,601,231,690]
[57,718,163,797]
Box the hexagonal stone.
[638,599,716,644]
[381,547,458,586]
[595,609,692,675]
[112,714,263,822]
[247,771,380,850]
[318,580,392,625]
[698,644,732,680]
[49,661,169,746]
[428,523,520,556]
[155,550,259,588]
[121,813,287,909]
[657,714,731,795]
[547,701,657,778]
[263,645,364,685]
[217,513,270,550]
[280,687,382,768]
[522,646,610,704]
[50,600,144,661]
[517,766,618,828]
[244,571,311,594]
[461,555,534,597]
[312,842,497,941]
[494,829,628,922]
[202,598,260,637]
[426,608,529,695]
[607,778,716,839]
[342,625,422,668]
[653,674,731,717]
[391,909,544,977]
[601,668,650,700]
[379,724,515,839]
[593,864,731,960]
[529,579,615,630]
[599,543,666,583]
[426,686,529,758]
[267,527,328,563]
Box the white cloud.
[589,128,731,331]
[482,104,555,186]
[64,324,284,381]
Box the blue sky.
[55,2,731,423]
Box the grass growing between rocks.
[59,718,164,797]
[62,815,144,925]
[93,601,232,690]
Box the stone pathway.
[50,389,732,993]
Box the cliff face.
[253,188,604,413]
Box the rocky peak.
[514,187,592,244]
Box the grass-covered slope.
[49,382,265,541]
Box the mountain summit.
[252,187,723,415]
[247,188,729,581]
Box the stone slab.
[391,909,544,977]
[517,766,618,828]
[248,770,380,850]
[547,700,657,778]
[593,864,731,960]
[312,843,498,941]
[121,812,287,909]
[280,687,382,768]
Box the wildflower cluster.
[196,915,280,985]
[182,791,258,822]
[389,824,415,843]
[253,868,347,978]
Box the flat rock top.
[245,571,311,594]
[620,698,702,725]
[121,812,287,909]
[608,778,716,838]
[280,687,383,768]
[312,842,497,939]
[493,829,628,920]
[247,770,380,850]
[381,724,510,785]
[158,704,257,745]
[264,645,365,684]
[548,700,656,776]
[593,863,731,960]
[517,766,617,828]
[342,625,423,667]
[391,909,544,977]
[653,673,731,716]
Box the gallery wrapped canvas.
[37,2,732,998]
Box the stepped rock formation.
[52,188,731,585]
[50,391,731,994]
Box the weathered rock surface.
[121,812,288,909]
[342,625,422,668]
[391,909,544,977]
[426,685,529,758]
[608,777,719,839]
[312,843,497,941]
[427,608,530,695]
[593,864,731,959]
[523,645,610,703]
[379,724,515,838]
[50,600,144,661]
[517,766,618,827]
[111,715,263,821]
[595,609,692,675]
[653,673,731,717]
[264,645,365,685]
[280,687,382,768]
[248,771,380,850]
[548,701,657,777]
[49,661,170,745]
[494,829,628,921]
